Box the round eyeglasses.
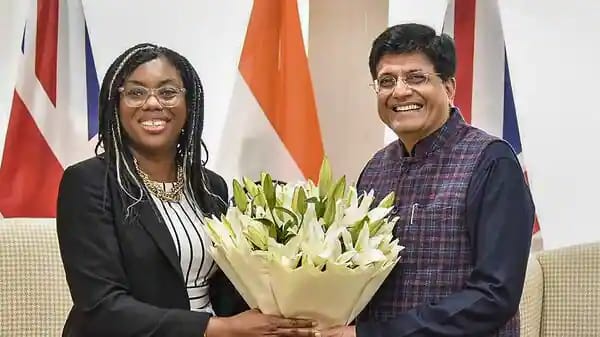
[118,85,186,108]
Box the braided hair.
[95,43,224,217]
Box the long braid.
[95,43,224,217]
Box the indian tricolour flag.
[214,0,324,186]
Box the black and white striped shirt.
[151,183,216,313]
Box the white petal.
[336,250,356,264]
[352,248,386,266]
[341,228,354,250]
[355,222,370,251]
[367,207,393,222]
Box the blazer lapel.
[137,198,184,283]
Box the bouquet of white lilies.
[203,159,403,328]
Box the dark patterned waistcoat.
[357,112,519,336]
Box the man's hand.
[206,309,318,337]
[321,325,356,337]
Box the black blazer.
[56,156,247,337]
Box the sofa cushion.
[0,218,71,337]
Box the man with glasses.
[323,23,534,337]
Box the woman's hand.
[206,309,319,337]
[321,325,356,337]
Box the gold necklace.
[134,159,185,202]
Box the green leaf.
[254,192,266,208]
[297,187,307,215]
[318,157,332,198]
[232,179,248,213]
[273,209,285,226]
[315,199,326,218]
[256,218,278,240]
[354,222,369,251]
[349,217,367,243]
[368,218,385,236]
[378,191,396,208]
[268,225,277,240]
[327,175,346,202]
[279,220,296,242]
[243,177,260,197]
[273,206,299,229]
[282,232,297,244]
[305,196,324,218]
[281,219,294,231]
[255,217,275,227]
[262,173,276,210]
[323,197,336,227]
[291,187,300,213]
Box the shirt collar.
[394,107,464,159]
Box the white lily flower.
[367,206,394,223]
[301,203,318,228]
[203,215,232,247]
[352,248,387,266]
[379,235,402,256]
[202,158,405,329]
[335,250,356,265]
[341,227,354,251]
[332,199,347,227]
[368,235,385,248]
[344,186,358,208]
[267,236,302,268]
[351,221,387,266]
[318,225,345,263]
[275,184,295,209]
[300,218,327,267]
[380,216,399,235]
[317,236,342,267]
[244,218,270,250]
[342,190,375,226]
[225,208,245,238]
[305,180,320,199]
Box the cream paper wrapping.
[210,244,399,328]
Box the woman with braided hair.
[56,43,318,337]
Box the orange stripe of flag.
[239,0,324,182]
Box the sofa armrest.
[519,255,543,337]
[537,242,600,337]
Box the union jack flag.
[0,0,99,217]
[444,0,543,251]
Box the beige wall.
[308,0,389,182]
